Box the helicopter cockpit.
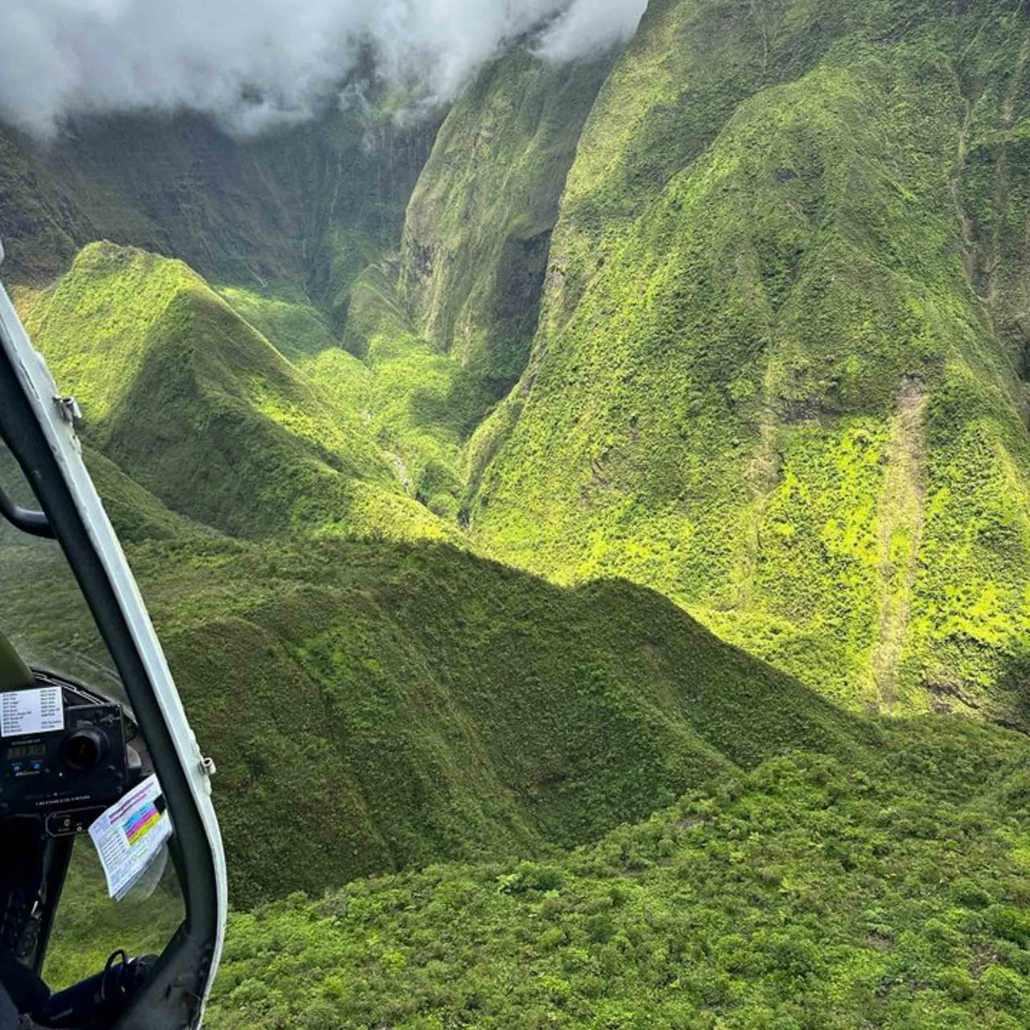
[0,243,226,1029]
[0,622,163,1030]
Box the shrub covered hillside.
[3,469,877,907]
[335,46,624,517]
[203,719,1030,1030]
[468,0,1030,726]
[15,242,449,542]
[338,262,497,521]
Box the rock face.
[467,0,1030,724]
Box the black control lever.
[0,484,53,539]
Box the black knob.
[61,728,105,771]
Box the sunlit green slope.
[17,243,448,541]
[469,0,1030,726]
[3,474,878,909]
[332,46,620,517]
[338,263,495,520]
[204,722,1030,1030]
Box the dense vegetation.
[3,1,1030,1025]
[2,485,876,907]
[0,99,437,317]
[16,243,449,542]
[203,719,1030,1029]
[468,0,1030,727]
[400,49,614,395]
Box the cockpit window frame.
[0,279,226,1029]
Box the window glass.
[0,437,184,991]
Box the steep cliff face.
[469,0,1030,725]
[5,2,1030,728]
[399,49,614,395]
[0,101,436,319]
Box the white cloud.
[537,0,647,62]
[0,0,648,139]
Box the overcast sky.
[0,0,648,138]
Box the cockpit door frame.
[0,242,227,1029]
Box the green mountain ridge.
[400,49,615,395]
[4,467,881,910]
[0,101,437,318]
[17,242,451,542]
[461,0,1030,728]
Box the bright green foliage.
[19,243,451,542]
[216,287,337,363]
[400,49,614,394]
[6,4,1030,1023]
[203,721,1030,1029]
[4,437,882,908]
[470,0,1030,725]
[23,525,884,907]
[216,284,379,429]
[347,264,496,519]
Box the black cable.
[100,949,128,1005]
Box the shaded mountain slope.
[0,101,437,320]
[17,242,448,541]
[3,460,878,908]
[468,0,1030,726]
[151,537,877,907]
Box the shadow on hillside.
[993,638,1030,734]
[117,533,889,904]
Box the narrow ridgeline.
[16,242,448,542]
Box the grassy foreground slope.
[17,242,449,542]
[470,0,1030,724]
[206,721,1030,1030]
[127,531,881,907]
[3,471,877,909]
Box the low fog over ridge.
[1,0,648,138]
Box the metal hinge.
[199,755,217,777]
[53,395,82,424]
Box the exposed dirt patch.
[970,941,1000,978]
[870,375,928,709]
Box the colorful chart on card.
[124,801,161,844]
